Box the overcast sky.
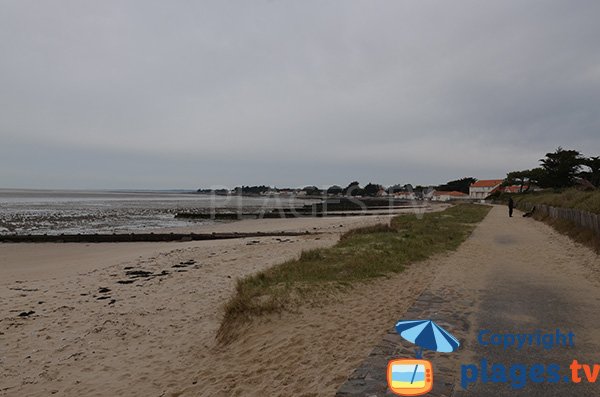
[1,1,599,189]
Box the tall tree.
[363,183,382,197]
[539,147,585,188]
[505,170,528,192]
[386,184,404,194]
[582,156,600,187]
[505,168,545,192]
[526,168,548,189]
[302,186,321,196]
[326,185,343,195]
[437,177,477,194]
[344,181,362,196]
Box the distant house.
[501,184,542,193]
[502,185,524,194]
[394,191,416,200]
[469,179,504,199]
[277,189,291,196]
[421,188,435,201]
[376,188,389,197]
[432,190,469,202]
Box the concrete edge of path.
[335,288,466,397]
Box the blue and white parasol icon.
[395,319,460,358]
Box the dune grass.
[509,188,600,214]
[216,204,491,343]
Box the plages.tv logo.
[387,320,460,396]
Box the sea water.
[0,189,308,235]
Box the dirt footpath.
[338,205,600,396]
[454,205,600,396]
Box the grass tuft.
[216,204,491,343]
[502,188,600,214]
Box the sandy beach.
[0,208,446,396]
[3,2,598,395]
[2,202,599,397]
[6,203,597,396]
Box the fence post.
[522,202,600,236]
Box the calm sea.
[0,189,308,235]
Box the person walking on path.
[508,197,514,217]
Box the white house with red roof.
[503,185,524,194]
[469,179,504,199]
[431,190,469,201]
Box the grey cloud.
[1,0,599,189]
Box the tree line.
[506,148,600,192]
[198,179,477,197]
[197,148,600,197]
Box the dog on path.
[523,207,536,218]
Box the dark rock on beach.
[173,259,197,268]
[125,270,153,278]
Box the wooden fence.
[519,202,600,236]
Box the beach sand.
[0,213,416,285]
[0,209,449,397]
[3,205,599,396]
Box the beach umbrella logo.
[395,319,460,357]
[387,320,460,396]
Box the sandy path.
[405,205,600,396]
[450,206,600,396]
[335,205,600,396]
